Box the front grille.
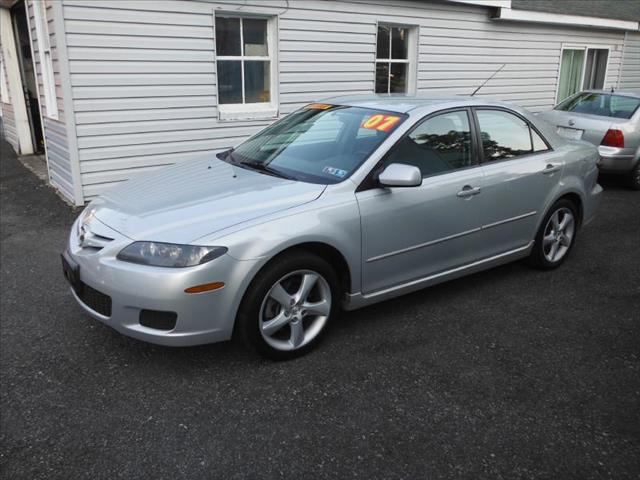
[78,283,112,317]
[77,224,114,253]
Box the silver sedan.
[539,89,640,189]
[63,95,602,359]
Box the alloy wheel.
[259,270,332,351]
[542,207,575,263]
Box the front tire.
[528,199,578,270]
[236,251,340,360]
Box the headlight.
[116,242,228,268]
[76,204,97,234]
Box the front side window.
[476,110,548,162]
[375,25,412,94]
[383,110,473,177]
[215,16,271,105]
[223,104,407,184]
[556,92,640,119]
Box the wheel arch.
[230,241,354,340]
[260,242,353,296]
[557,191,584,228]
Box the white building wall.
[25,0,77,204]
[59,0,632,200]
[1,7,33,156]
[0,55,19,151]
[619,32,640,89]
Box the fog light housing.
[139,310,177,331]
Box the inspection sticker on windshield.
[323,166,348,178]
[361,114,401,132]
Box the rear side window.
[383,110,474,177]
[476,109,548,162]
[556,92,640,119]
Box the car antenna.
[471,64,506,96]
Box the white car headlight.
[117,242,227,268]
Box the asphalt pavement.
[1,137,639,479]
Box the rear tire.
[629,162,640,191]
[236,251,340,360]
[528,199,578,270]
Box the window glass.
[557,92,605,115]
[384,110,473,177]
[390,63,407,93]
[583,49,608,90]
[217,60,242,104]
[557,49,585,103]
[215,16,271,105]
[376,25,390,59]
[243,18,268,56]
[531,129,548,152]
[391,27,408,59]
[375,25,411,94]
[375,63,389,94]
[215,17,241,56]
[244,61,270,102]
[557,92,640,119]
[227,105,407,184]
[610,95,640,119]
[476,110,533,161]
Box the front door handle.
[542,164,561,175]
[457,185,481,198]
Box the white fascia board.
[447,0,511,7]
[495,7,640,32]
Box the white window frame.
[214,13,278,121]
[374,22,418,95]
[0,59,8,103]
[32,0,57,119]
[556,44,611,104]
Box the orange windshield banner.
[305,103,334,110]
[361,114,401,132]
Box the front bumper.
[65,217,259,346]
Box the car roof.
[319,93,511,114]
[581,89,640,98]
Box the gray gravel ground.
[1,136,639,480]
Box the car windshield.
[556,92,640,119]
[222,104,407,184]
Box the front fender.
[197,191,363,294]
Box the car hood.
[90,158,326,244]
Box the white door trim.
[0,7,33,155]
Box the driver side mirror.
[378,163,422,188]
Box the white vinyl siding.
[32,0,58,119]
[619,32,640,89]
[0,58,8,103]
[25,0,76,203]
[57,0,633,200]
[1,101,19,152]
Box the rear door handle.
[457,185,481,198]
[542,164,561,175]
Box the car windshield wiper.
[245,161,298,181]
[219,149,297,181]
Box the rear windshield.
[224,104,407,184]
[555,92,640,119]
